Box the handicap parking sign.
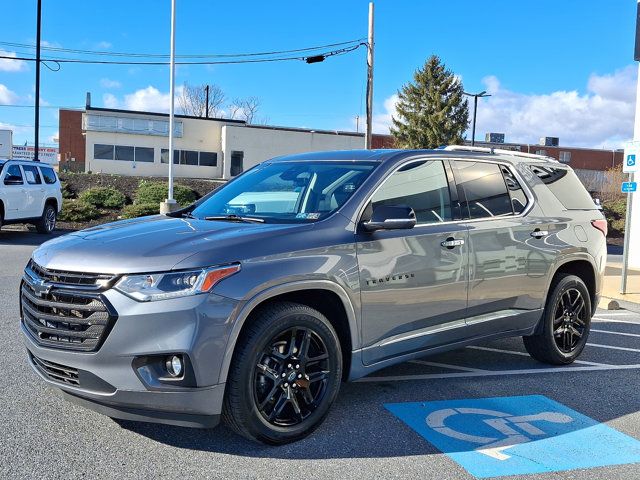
[385,395,640,478]
[624,146,639,173]
[628,154,637,167]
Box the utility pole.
[365,2,374,149]
[161,0,177,214]
[205,84,209,118]
[34,0,42,161]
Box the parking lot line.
[466,345,608,367]
[593,318,640,325]
[357,364,640,383]
[586,343,640,353]
[591,329,640,338]
[409,359,487,372]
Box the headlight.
[114,264,240,302]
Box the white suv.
[0,159,62,234]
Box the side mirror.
[363,204,417,232]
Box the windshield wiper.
[182,212,196,219]
[204,214,265,223]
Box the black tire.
[35,203,56,234]
[223,301,342,445]
[523,274,591,365]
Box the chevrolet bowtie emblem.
[32,279,52,298]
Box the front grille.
[27,259,115,289]
[21,261,118,352]
[29,352,79,386]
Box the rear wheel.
[223,302,342,444]
[35,203,56,234]
[523,274,591,365]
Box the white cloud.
[102,85,184,112]
[100,78,122,89]
[373,65,637,149]
[0,50,27,72]
[48,131,59,143]
[0,84,19,104]
[96,41,112,50]
[473,65,637,149]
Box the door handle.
[441,237,465,249]
[530,229,548,239]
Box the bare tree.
[228,96,262,124]
[178,83,225,118]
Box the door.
[451,160,553,336]
[356,159,469,365]
[2,164,27,220]
[21,164,45,218]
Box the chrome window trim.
[354,156,536,233]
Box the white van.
[0,159,63,234]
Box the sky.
[0,0,637,149]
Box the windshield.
[192,161,377,223]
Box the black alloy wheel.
[523,273,591,365]
[254,326,330,426]
[223,302,342,444]
[552,288,587,353]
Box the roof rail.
[444,145,558,163]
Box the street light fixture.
[463,90,491,146]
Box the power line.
[0,43,365,66]
[0,38,366,59]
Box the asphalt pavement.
[1,228,639,480]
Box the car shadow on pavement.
[0,229,71,246]
[112,364,640,460]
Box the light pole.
[365,1,374,149]
[34,0,42,161]
[161,0,177,214]
[463,90,491,146]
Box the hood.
[32,215,305,274]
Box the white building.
[60,103,365,179]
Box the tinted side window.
[529,165,596,210]
[371,160,452,224]
[4,165,23,185]
[22,165,42,185]
[500,166,528,214]
[454,161,512,219]
[40,166,57,184]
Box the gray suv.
[21,147,607,444]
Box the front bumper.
[22,288,239,428]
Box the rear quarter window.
[39,166,58,185]
[529,165,596,210]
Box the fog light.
[165,355,183,377]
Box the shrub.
[121,203,160,219]
[61,182,75,199]
[79,187,127,209]
[135,181,197,207]
[58,199,101,222]
[603,198,627,237]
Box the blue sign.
[628,154,637,167]
[622,182,637,193]
[385,395,640,478]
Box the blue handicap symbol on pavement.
[385,395,640,478]
[628,154,636,167]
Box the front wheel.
[35,204,56,234]
[523,274,591,365]
[223,302,342,444]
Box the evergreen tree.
[391,55,469,149]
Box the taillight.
[591,218,608,237]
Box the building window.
[559,151,571,164]
[199,151,217,166]
[84,114,183,137]
[231,151,244,176]
[161,148,217,167]
[94,144,114,160]
[535,149,547,156]
[115,145,134,161]
[135,147,155,163]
